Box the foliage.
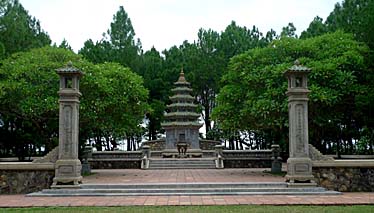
[218,21,268,62]
[58,39,72,51]
[80,6,142,73]
[325,0,374,49]
[0,47,148,158]
[280,22,297,38]
[140,47,168,140]
[213,31,370,153]
[0,0,51,57]
[300,16,328,39]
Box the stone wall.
[313,160,374,192]
[223,150,272,168]
[199,140,221,150]
[88,151,142,169]
[142,140,165,151]
[224,159,271,168]
[0,163,54,194]
[89,159,140,169]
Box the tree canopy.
[0,47,148,157]
[1,1,374,158]
[0,0,51,57]
[213,31,371,153]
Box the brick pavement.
[0,169,373,207]
[0,193,373,207]
[83,168,285,184]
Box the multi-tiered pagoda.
[161,70,203,156]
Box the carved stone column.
[52,62,83,188]
[284,60,315,184]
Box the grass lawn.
[1,205,373,213]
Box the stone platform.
[28,168,340,197]
[1,169,372,207]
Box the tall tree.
[107,6,142,72]
[79,39,113,64]
[280,22,297,38]
[80,6,142,72]
[0,0,51,56]
[58,38,72,51]
[218,21,267,62]
[300,16,328,39]
[187,29,225,135]
[140,47,169,140]
[325,0,374,49]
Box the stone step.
[81,182,288,189]
[149,166,216,169]
[28,182,341,197]
[148,158,216,169]
[150,163,215,166]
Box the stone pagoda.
[161,70,203,157]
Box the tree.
[140,47,168,140]
[0,46,149,158]
[300,16,328,39]
[79,39,113,64]
[265,29,278,43]
[324,0,374,153]
[325,0,374,49]
[218,21,267,62]
[280,22,297,38]
[0,0,51,56]
[79,6,142,72]
[58,38,72,51]
[186,29,225,135]
[213,31,370,153]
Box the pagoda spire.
[177,68,187,83]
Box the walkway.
[83,168,284,184]
[0,169,373,207]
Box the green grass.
[1,205,373,213]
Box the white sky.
[19,0,341,53]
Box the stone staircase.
[28,182,340,196]
[148,158,216,169]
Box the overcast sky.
[19,0,341,53]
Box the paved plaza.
[83,168,285,184]
[0,168,373,207]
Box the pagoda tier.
[161,70,202,150]
[161,70,203,129]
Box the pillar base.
[285,157,315,183]
[52,159,82,188]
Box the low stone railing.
[0,162,54,194]
[88,151,142,169]
[222,149,273,168]
[142,139,166,151]
[312,160,374,192]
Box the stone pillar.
[284,60,315,184]
[81,145,92,175]
[141,145,150,169]
[52,62,83,188]
[214,145,224,169]
[142,145,151,159]
[271,144,282,173]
